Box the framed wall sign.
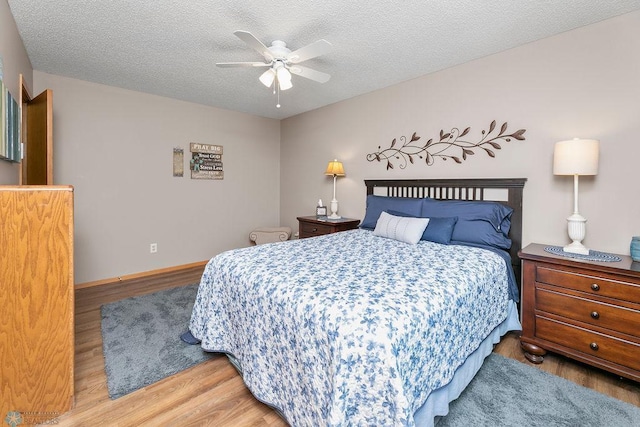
[0,79,20,163]
[173,148,184,177]
[190,143,223,180]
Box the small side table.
[297,216,360,239]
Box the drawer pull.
[589,342,599,351]
[590,283,600,291]
[590,311,600,319]
[312,228,317,232]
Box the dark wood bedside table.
[519,243,640,382]
[297,216,360,239]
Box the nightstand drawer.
[536,287,640,338]
[300,221,333,237]
[536,315,640,372]
[537,265,640,303]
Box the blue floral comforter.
[189,229,512,426]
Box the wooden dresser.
[297,216,360,239]
[0,186,75,420]
[519,243,640,382]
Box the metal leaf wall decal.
[366,120,526,170]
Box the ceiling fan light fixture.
[279,77,293,91]
[259,69,276,87]
[276,66,292,90]
[278,67,292,81]
[219,31,332,106]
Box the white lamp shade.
[553,138,599,176]
[277,67,292,90]
[259,69,276,88]
[279,77,293,90]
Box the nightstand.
[519,243,640,382]
[297,216,360,239]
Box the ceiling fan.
[217,31,332,107]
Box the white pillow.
[373,212,430,245]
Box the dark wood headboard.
[365,178,527,287]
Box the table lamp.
[553,138,599,255]
[325,159,345,219]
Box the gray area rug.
[101,285,639,425]
[101,284,213,399]
[438,353,640,427]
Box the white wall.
[34,72,281,284]
[0,0,32,183]
[7,8,640,285]
[281,10,640,256]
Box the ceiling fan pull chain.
[276,84,281,108]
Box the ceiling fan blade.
[289,65,331,83]
[287,39,332,63]
[233,30,272,60]
[216,62,271,68]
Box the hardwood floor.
[58,275,640,426]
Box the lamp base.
[563,241,590,255]
[564,212,588,255]
[328,199,340,219]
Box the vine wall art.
[366,120,526,170]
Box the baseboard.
[75,261,208,313]
[75,261,208,289]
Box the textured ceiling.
[7,0,640,120]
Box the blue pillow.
[388,210,458,244]
[451,219,512,250]
[420,198,513,236]
[421,216,458,245]
[360,195,423,230]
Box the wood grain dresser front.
[519,243,640,382]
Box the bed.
[187,178,527,426]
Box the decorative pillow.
[420,198,513,236]
[360,195,423,230]
[373,212,430,245]
[387,210,458,244]
[451,219,512,250]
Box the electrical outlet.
[150,243,158,253]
